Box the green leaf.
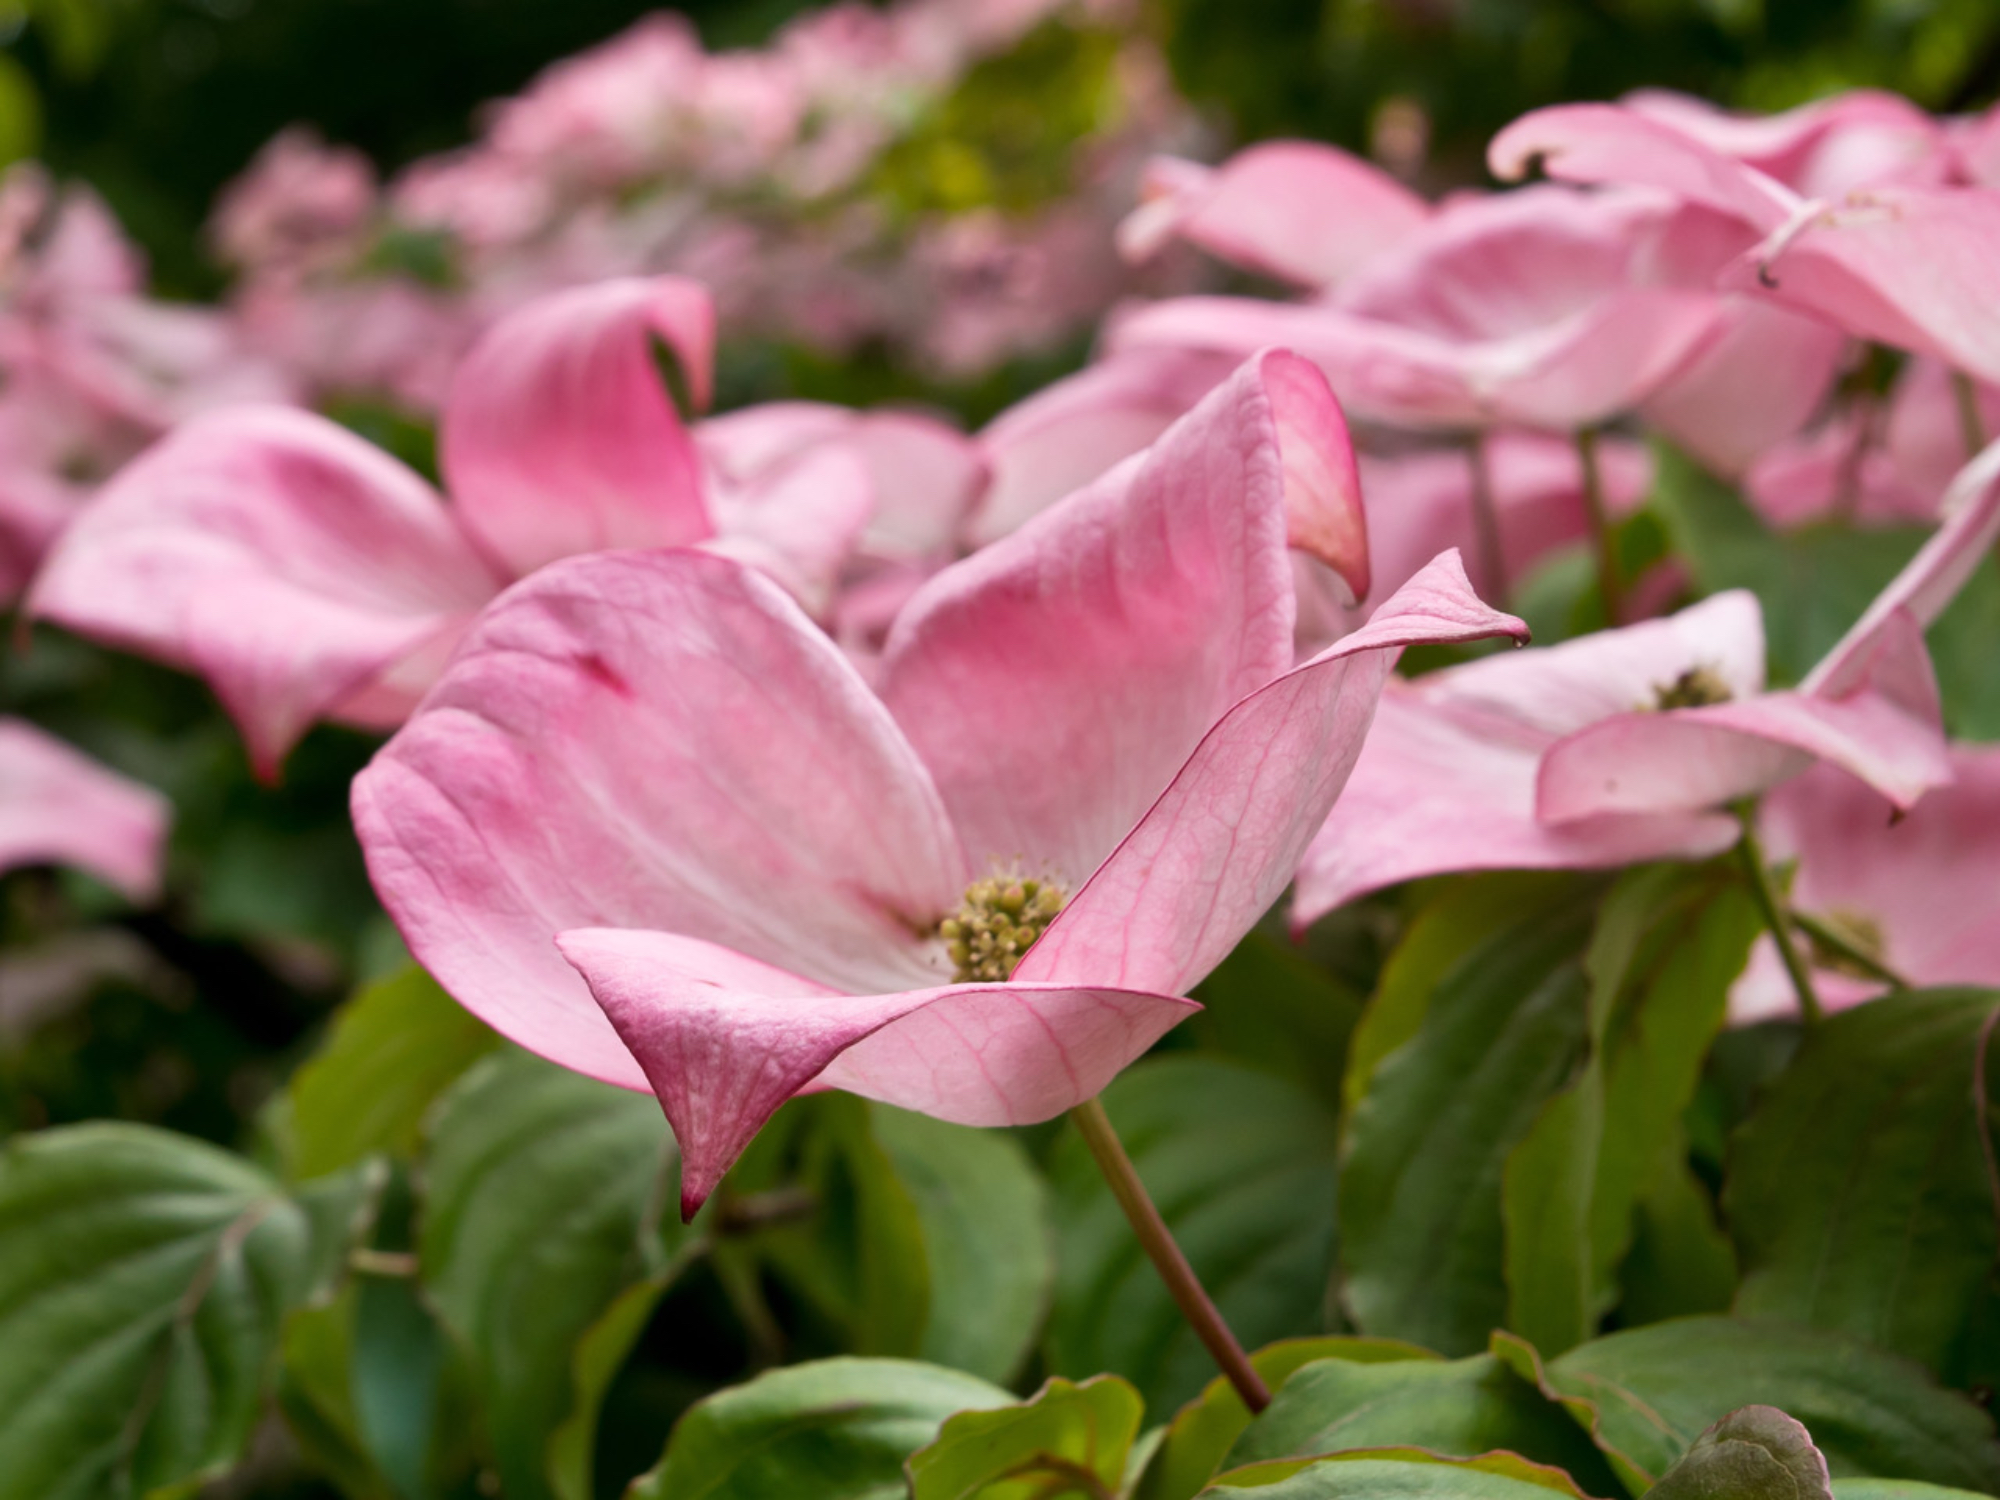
[276,1292,395,1500]
[1137,1338,1437,1500]
[0,1123,343,1499]
[1340,874,1600,1353]
[1045,1057,1341,1412]
[1613,1141,1736,1328]
[1493,1318,2000,1494]
[420,1049,693,1500]
[285,964,499,1181]
[717,1093,931,1358]
[277,1275,480,1500]
[1200,1449,1591,1496]
[1927,555,2000,738]
[0,52,42,166]
[1831,1484,2000,1500]
[872,1105,1052,1382]
[1190,930,1365,1108]
[1728,988,2000,1381]
[908,1374,1144,1499]
[1222,1354,1621,1491]
[630,1357,1013,1500]
[549,1277,670,1500]
[1648,1406,1831,1500]
[1503,865,1759,1355]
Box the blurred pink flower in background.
[31,277,982,776]
[207,0,1206,408]
[0,166,291,597]
[0,720,167,903]
[1491,97,2000,389]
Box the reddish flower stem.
[1465,434,1508,610]
[1069,1097,1271,1412]
[1953,369,1987,462]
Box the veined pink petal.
[28,406,500,779]
[440,276,717,577]
[1804,434,2000,695]
[558,927,1194,1216]
[1638,298,1847,476]
[1116,143,1430,289]
[1727,188,2000,385]
[879,350,1357,884]
[1017,551,1527,996]
[1290,688,1738,925]
[352,549,968,1093]
[1488,103,1798,232]
[1418,589,1767,739]
[970,347,1233,545]
[0,720,169,902]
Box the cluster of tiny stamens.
[1650,665,1734,710]
[939,876,1067,983]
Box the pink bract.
[1296,433,2000,923]
[1731,746,2000,1023]
[1291,511,1975,927]
[30,276,977,778]
[1492,99,2000,388]
[0,720,168,903]
[1111,184,1726,433]
[1117,142,1431,289]
[352,351,1523,1214]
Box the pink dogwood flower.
[351,350,1524,1214]
[1120,131,1832,470]
[0,166,292,596]
[0,721,168,903]
[1746,357,2000,528]
[1293,433,2000,923]
[1730,746,2000,1022]
[31,276,976,778]
[1117,141,1431,291]
[1618,89,1948,198]
[1490,100,2000,388]
[1110,184,1734,434]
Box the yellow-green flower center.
[938,876,1066,983]
[1651,666,1734,711]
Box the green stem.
[1733,807,1823,1026]
[1789,911,1910,991]
[1465,434,1508,609]
[1953,369,1987,461]
[347,1248,419,1278]
[1574,427,1623,625]
[1070,1098,1271,1412]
